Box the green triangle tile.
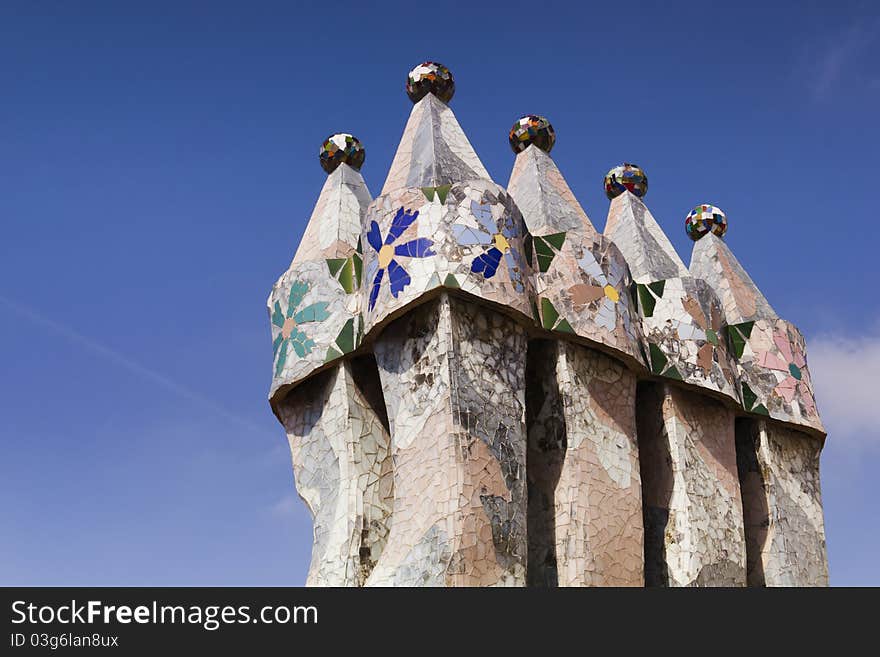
[326,258,346,277]
[335,318,356,354]
[638,284,657,317]
[356,236,363,255]
[706,328,718,346]
[543,232,566,250]
[555,318,574,333]
[435,184,451,204]
[325,346,343,363]
[523,235,534,267]
[727,325,747,359]
[649,343,668,373]
[753,404,769,416]
[338,258,354,293]
[663,365,683,381]
[533,236,554,257]
[648,280,666,297]
[352,253,363,289]
[540,297,559,330]
[738,320,754,339]
[537,253,554,273]
[421,187,435,202]
[443,273,460,288]
[741,382,758,411]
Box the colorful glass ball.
[604,163,648,200]
[509,115,556,154]
[319,133,365,174]
[685,204,728,241]
[406,62,455,104]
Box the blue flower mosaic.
[572,250,621,332]
[366,208,435,310]
[453,200,526,292]
[271,281,330,376]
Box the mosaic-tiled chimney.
[267,62,829,587]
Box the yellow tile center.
[493,233,510,253]
[378,244,394,268]
[603,284,620,303]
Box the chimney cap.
[686,204,728,240]
[319,133,365,174]
[509,115,556,154]
[604,163,648,200]
[406,61,455,104]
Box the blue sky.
[1,1,877,585]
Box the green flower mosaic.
[271,281,330,376]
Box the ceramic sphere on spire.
[319,133,365,174]
[406,62,455,104]
[508,115,556,154]
[685,204,728,240]
[604,163,648,200]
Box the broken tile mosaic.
[604,163,648,200]
[686,203,728,240]
[509,115,556,154]
[366,208,435,310]
[319,133,365,174]
[406,61,455,104]
[266,61,829,588]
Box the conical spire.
[689,232,777,324]
[507,145,597,236]
[292,163,372,265]
[604,191,688,283]
[269,143,371,398]
[381,93,490,195]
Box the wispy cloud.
[808,330,880,442]
[269,493,302,518]
[806,19,880,100]
[0,293,262,433]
